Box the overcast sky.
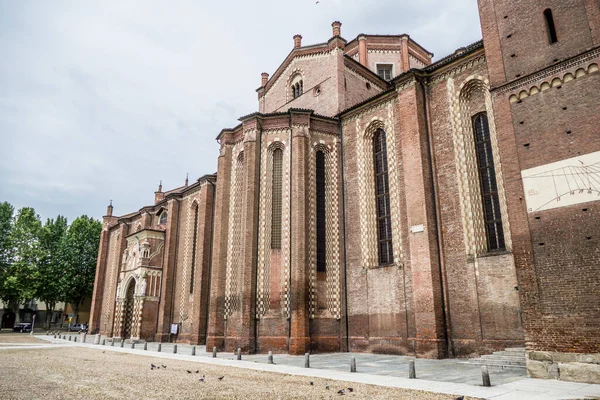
[0,0,482,223]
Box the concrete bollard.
[144,342,147,351]
[350,356,356,373]
[409,360,416,379]
[305,353,310,368]
[191,346,196,356]
[131,342,135,349]
[173,344,177,354]
[157,343,162,352]
[212,347,217,358]
[268,351,273,364]
[102,339,106,346]
[236,348,242,360]
[120,340,124,348]
[482,365,491,387]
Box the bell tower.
[478,0,600,87]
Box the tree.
[1,207,42,323]
[59,215,102,323]
[36,216,68,328]
[0,202,15,323]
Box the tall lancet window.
[189,203,199,293]
[316,151,326,272]
[473,113,505,251]
[373,128,393,265]
[271,148,283,249]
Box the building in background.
[89,0,600,384]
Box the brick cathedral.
[90,0,600,383]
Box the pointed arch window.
[315,151,326,272]
[271,148,283,249]
[158,210,168,225]
[373,128,393,265]
[473,113,505,251]
[189,203,199,293]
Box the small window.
[158,211,168,225]
[544,9,558,44]
[377,64,393,81]
[292,80,303,98]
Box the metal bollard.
[102,339,106,346]
[191,346,196,356]
[120,340,124,348]
[144,342,147,351]
[68,336,72,341]
[305,353,310,368]
[350,356,356,373]
[173,344,177,354]
[268,351,273,364]
[131,342,135,349]
[74,337,77,343]
[111,339,115,347]
[409,360,416,379]
[482,365,491,387]
[157,343,162,352]
[236,348,242,360]
[212,347,217,358]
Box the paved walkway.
[33,334,600,399]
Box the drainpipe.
[419,78,453,358]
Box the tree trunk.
[44,302,55,329]
[9,300,20,324]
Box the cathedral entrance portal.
[122,280,135,339]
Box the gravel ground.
[0,333,45,344]
[0,347,480,400]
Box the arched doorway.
[122,280,135,339]
[2,311,15,329]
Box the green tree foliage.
[59,215,102,322]
[0,202,15,310]
[1,207,43,318]
[37,216,68,328]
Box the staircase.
[462,347,526,369]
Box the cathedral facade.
[90,0,600,383]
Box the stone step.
[482,354,526,361]
[460,361,526,370]
[469,359,526,366]
[504,347,526,353]
[492,351,525,357]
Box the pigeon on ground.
[325,383,329,390]
[455,397,464,400]
[337,389,345,395]
[218,376,224,381]
[161,365,167,369]
[195,370,199,374]
[309,381,314,386]
[347,388,354,392]
[199,376,205,382]
[187,370,192,374]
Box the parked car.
[68,323,88,333]
[12,322,32,333]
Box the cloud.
[0,0,482,222]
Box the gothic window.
[373,128,393,265]
[316,151,326,272]
[290,74,303,99]
[158,210,168,225]
[473,113,505,251]
[189,203,199,293]
[271,148,283,249]
[544,9,558,44]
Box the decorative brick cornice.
[428,54,486,85]
[493,46,600,95]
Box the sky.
[0,0,482,223]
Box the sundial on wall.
[522,150,600,212]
